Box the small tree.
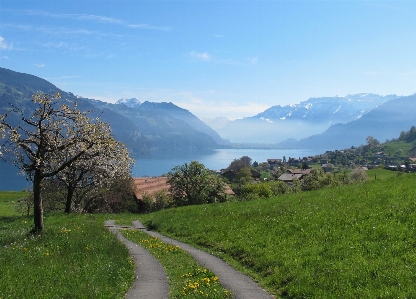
[270,180,289,196]
[241,183,271,199]
[167,161,228,206]
[226,156,252,172]
[232,167,252,185]
[349,167,369,183]
[366,136,380,149]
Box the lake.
[0,148,324,191]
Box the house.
[286,168,312,175]
[320,159,328,165]
[277,168,311,184]
[277,173,303,183]
[375,152,384,158]
[133,176,235,202]
[133,177,170,201]
[267,159,282,169]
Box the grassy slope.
[0,199,134,299]
[139,174,416,298]
[383,141,413,156]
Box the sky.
[1,1,416,119]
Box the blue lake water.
[0,148,324,191]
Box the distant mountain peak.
[116,98,141,108]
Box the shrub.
[241,183,272,199]
[349,167,369,183]
[270,180,289,196]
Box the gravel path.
[106,220,274,299]
[104,220,169,299]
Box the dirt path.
[104,220,169,299]
[106,220,274,299]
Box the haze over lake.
[0,148,323,191]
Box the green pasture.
[383,141,413,156]
[0,192,27,217]
[2,172,416,298]
[139,174,416,298]
[0,202,134,298]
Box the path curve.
[132,220,274,299]
[104,220,169,299]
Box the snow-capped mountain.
[214,94,400,144]
[253,94,399,124]
[116,98,141,108]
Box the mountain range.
[208,93,402,144]
[1,67,415,153]
[0,67,222,154]
[289,94,416,150]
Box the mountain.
[114,100,225,144]
[0,67,220,154]
[116,98,141,108]
[290,94,416,150]
[255,93,396,123]
[214,94,399,143]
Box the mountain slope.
[0,67,219,153]
[114,99,224,144]
[293,94,416,150]
[254,93,396,123]
[214,94,398,143]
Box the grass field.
[2,173,416,298]
[383,141,413,156]
[138,173,416,298]
[0,192,27,217]
[0,200,135,298]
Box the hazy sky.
[1,1,416,119]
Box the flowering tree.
[47,122,134,213]
[0,92,132,231]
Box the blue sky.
[1,1,416,119]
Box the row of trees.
[1,93,134,232]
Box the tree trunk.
[33,171,44,232]
[65,185,74,213]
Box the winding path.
[104,220,169,299]
[105,220,274,299]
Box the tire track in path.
[106,220,275,299]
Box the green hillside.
[139,174,416,298]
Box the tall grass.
[139,174,416,298]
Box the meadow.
[0,195,231,299]
[139,173,416,298]
[1,173,416,298]
[0,198,135,298]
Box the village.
[132,143,416,206]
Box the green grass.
[0,198,135,299]
[383,141,413,156]
[138,174,416,298]
[121,229,232,299]
[367,168,403,181]
[0,192,27,217]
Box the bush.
[270,180,289,196]
[241,183,271,199]
[349,167,369,183]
